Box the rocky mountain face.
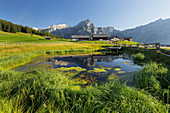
[40,18,170,44]
[117,18,170,44]
[40,19,118,38]
[40,24,70,32]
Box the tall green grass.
[46,49,95,54]
[0,48,98,70]
[133,62,169,103]
[0,51,46,70]
[0,70,168,112]
[0,43,103,70]
[125,50,170,85]
[76,40,109,44]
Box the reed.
[0,70,168,112]
[0,44,104,70]
[133,62,169,103]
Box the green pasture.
[0,30,169,112]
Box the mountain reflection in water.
[14,53,142,86]
[49,53,141,72]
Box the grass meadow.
[0,70,168,113]
[0,31,169,112]
[0,43,106,70]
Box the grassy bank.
[0,70,168,113]
[115,41,139,45]
[0,43,105,70]
[128,51,170,104]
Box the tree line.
[0,19,62,39]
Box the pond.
[14,52,142,87]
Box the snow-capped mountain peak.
[48,24,70,30]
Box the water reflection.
[49,53,141,72]
[14,53,142,86]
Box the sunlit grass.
[0,43,105,70]
[0,70,168,112]
[88,68,107,73]
[0,43,103,57]
[114,68,121,71]
[115,41,139,45]
[0,31,169,112]
[56,67,86,72]
[118,71,125,74]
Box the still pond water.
[14,52,142,87]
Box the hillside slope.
[0,31,45,42]
[118,18,170,44]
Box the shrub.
[133,53,145,61]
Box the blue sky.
[1,0,170,30]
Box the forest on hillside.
[0,19,54,37]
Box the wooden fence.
[1,41,170,56]
[0,41,112,47]
[113,42,170,56]
[0,42,72,47]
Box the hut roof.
[71,35,90,39]
[93,34,109,38]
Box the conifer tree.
[7,23,11,32]
[62,35,64,39]
[0,22,2,30]
[11,25,17,33]
[0,19,54,37]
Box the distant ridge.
[40,18,170,44]
[117,18,170,44]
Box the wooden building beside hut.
[92,34,109,40]
[71,35,90,41]
[123,37,133,42]
[110,36,119,41]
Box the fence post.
[32,42,34,46]
[20,42,22,46]
[51,42,53,45]
[42,42,44,45]
[155,42,160,52]
[124,43,126,47]
[144,44,148,51]
[5,42,7,47]
[130,44,132,49]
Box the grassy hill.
[0,31,45,42]
[0,31,139,46]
